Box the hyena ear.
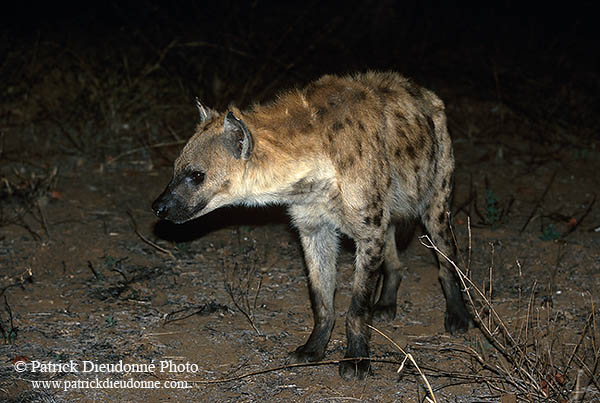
[195,98,215,123]
[223,111,253,160]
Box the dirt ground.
[1,2,599,402]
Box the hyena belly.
[152,71,472,382]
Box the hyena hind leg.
[288,223,339,363]
[422,199,473,335]
[373,220,415,322]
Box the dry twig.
[126,210,175,259]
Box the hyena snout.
[152,185,206,224]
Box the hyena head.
[152,102,253,224]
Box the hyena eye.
[187,171,205,186]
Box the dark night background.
[2,1,598,144]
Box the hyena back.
[152,71,472,380]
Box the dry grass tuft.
[420,220,599,402]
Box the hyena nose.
[152,197,170,219]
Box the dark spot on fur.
[438,211,446,224]
[441,177,447,189]
[413,164,420,174]
[345,117,353,128]
[426,116,435,133]
[373,212,382,227]
[396,126,408,141]
[328,132,334,142]
[395,147,402,157]
[407,145,417,160]
[355,90,367,101]
[340,155,355,171]
[332,121,344,132]
[378,86,393,95]
[364,216,372,226]
[357,141,363,158]
[365,247,373,256]
[405,81,422,98]
[416,135,426,151]
[315,106,327,119]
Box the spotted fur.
[152,71,472,381]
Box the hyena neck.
[236,145,336,208]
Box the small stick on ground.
[520,170,557,234]
[126,210,175,259]
[181,357,402,385]
[88,261,101,280]
[368,324,437,403]
[36,199,50,238]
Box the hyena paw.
[372,303,397,322]
[444,309,473,335]
[339,358,372,381]
[288,345,324,364]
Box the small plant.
[105,316,116,327]
[103,255,117,268]
[223,237,264,336]
[0,296,17,344]
[540,223,560,241]
[175,242,191,254]
[1,325,17,344]
[485,189,501,229]
[574,148,589,160]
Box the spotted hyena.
[152,71,472,380]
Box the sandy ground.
[1,126,599,401]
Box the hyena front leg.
[339,223,387,380]
[422,191,472,334]
[289,222,339,363]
